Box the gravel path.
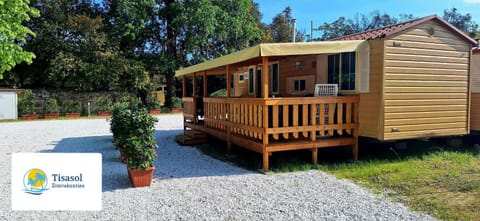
[0,114,435,220]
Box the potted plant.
[110,102,131,162]
[63,99,82,118]
[43,98,60,119]
[95,97,112,116]
[171,97,183,113]
[147,97,161,115]
[18,90,38,120]
[110,104,158,187]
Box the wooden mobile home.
[471,46,480,131]
[335,15,477,140]
[175,15,477,171]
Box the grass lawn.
[196,137,480,220]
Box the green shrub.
[44,98,59,114]
[146,97,161,110]
[172,97,182,108]
[110,103,158,170]
[18,90,36,115]
[95,97,113,113]
[62,99,82,114]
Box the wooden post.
[192,73,197,97]
[263,151,269,172]
[353,101,359,160]
[182,76,187,97]
[192,73,197,124]
[262,57,269,99]
[203,71,207,97]
[312,148,318,166]
[226,65,232,153]
[262,56,270,172]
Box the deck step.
[175,134,207,146]
[184,130,207,139]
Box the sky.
[254,0,480,39]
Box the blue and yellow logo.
[23,168,49,195]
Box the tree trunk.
[164,0,177,108]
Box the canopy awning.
[175,40,369,77]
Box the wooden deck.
[181,96,360,171]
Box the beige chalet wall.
[358,39,384,139]
[383,20,471,140]
[471,53,480,130]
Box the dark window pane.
[294,80,299,91]
[328,54,339,84]
[341,52,356,90]
[300,80,305,90]
[272,63,279,93]
[249,68,254,93]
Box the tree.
[316,11,414,40]
[267,6,304,43]
[443,7,478,37]
[0,0,39,78]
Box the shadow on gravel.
[40,129,253,191]
[40,135,131,192]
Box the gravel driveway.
[0,114,435,220]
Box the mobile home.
[175,15,477,171]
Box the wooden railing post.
[226,65,232,153]
[262,57,270,172]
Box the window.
[294,79,306,91]
[270,62,279,94]
[328,52,356,91]
[328,54,339,85]
[248,67,254,94]
[239,74,244,82]
[341,52,356,90]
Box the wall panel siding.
[383,21,470,140]
[359,39,384,139]
[472,54,480,93]
[472,93,480,131]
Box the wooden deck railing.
[182,97,195,122]
[196,96,359,145]
[265,96,359,142]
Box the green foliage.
[0,0,39,78]
[171,97,182,108]
[146,97,161,110]
[17,89,36,115]
[43,98,58,113]
[315,11,415,40]
[95,97,113,112]
[443,7,479,37]
[62,99,82,113]
[110,103,158,170]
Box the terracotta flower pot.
[149,109,161,115]
[22,114,39,120]
[44,113,60,119]
[171,108,183,113]
[97,111,111,117]
[65,112,81,118]
[127,166,155,187]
